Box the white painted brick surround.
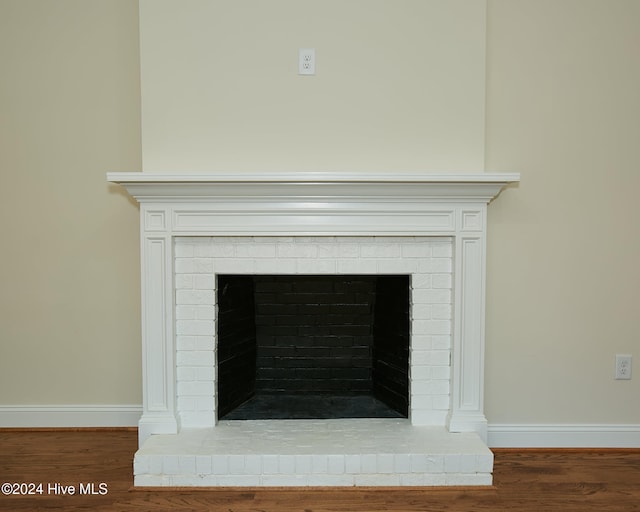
[174,236,453,429]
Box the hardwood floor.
[1,429,639,511]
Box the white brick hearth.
[135,420,493,487]
[108,171,519,487]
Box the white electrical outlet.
[615,354,632,380]
[298,48,315,75]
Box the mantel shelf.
[107,171,520,184]
[107,171,520,204]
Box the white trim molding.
[0,405,142,428]
[488,424,640,448]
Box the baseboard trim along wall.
[1,408,639,448]
[0,405,142,428]
[488,424,640,448]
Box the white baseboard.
[0,405,142,428]
[488,424,640,448]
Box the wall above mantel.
[139,1,488,173]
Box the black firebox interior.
[216,275,410,420]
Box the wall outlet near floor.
[615,354,632,380]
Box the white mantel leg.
[447,209,489,442]
[138,208,178,444]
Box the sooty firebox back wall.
[216,275,409,420]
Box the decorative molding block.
[461,210,483,232]
[145,210,167,231]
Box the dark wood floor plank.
[1,430,639,511]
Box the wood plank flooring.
[1,429,639,511]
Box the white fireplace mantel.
[108,171,519,446]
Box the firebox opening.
[216,275,410,420]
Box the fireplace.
[108,171,519,486]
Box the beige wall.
[0,0,142,405]
[1,0,639,426]
[485,0,640,423]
